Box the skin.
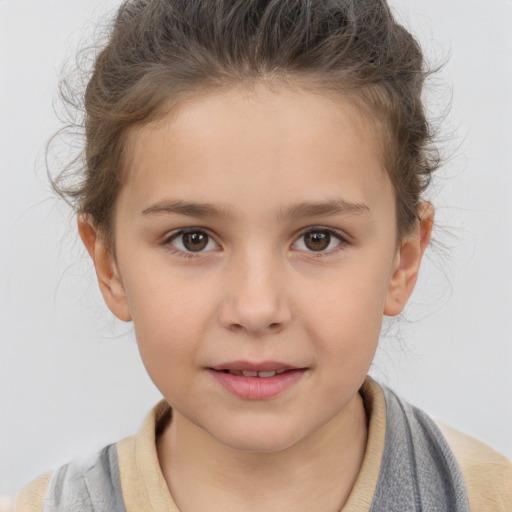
[79,85,433,512]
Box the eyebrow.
[276,199,370,221]
[142,200,232,218]
[141,198,370,220]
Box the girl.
[14,0,511,511]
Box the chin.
[208,419,306,453]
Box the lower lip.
[207,369,306,400]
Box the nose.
[218,252,292,336]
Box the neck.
[157,393,368,512]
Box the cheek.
[132,291,213,345]
[119,260,219,376]
[130,293,214,396]
[300,254,394,357]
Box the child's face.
[85,85,426,452]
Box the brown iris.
[182,232,209,252]
[304,231,331,251]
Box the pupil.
[183,232,208,251]
[305,231,330,251]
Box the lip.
[210,360,300,372]
[207,361,307,400]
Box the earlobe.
[384,202,434,316]
[77,216,132,322]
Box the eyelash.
[163,226,349,260]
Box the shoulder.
[13,400,169,512]
[14,472,53,512]
[438,421,512,512]
[368,379,511,511]
[14,444,125,512]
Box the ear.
[384,202,434,316]
[77,215,132,322]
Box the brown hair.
[52,0,440,245]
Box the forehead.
[120,85,393,221]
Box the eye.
[293,228,345,254]
[166,228,219,254]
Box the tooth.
[276,369,287,375]
[242,371,258,377]
[258,371,277,378]
[229,370,243,376]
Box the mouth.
[216,369,290,378]
[207,362,307,399]
[209,361,304,376]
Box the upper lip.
[209,361,302,372]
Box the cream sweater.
[15,378,512,511]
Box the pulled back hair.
[52,0,439,245]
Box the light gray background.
[1,0,511,501]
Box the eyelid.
[163,227,221,257]
[292,226,349,255]
[161,225,350,259]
